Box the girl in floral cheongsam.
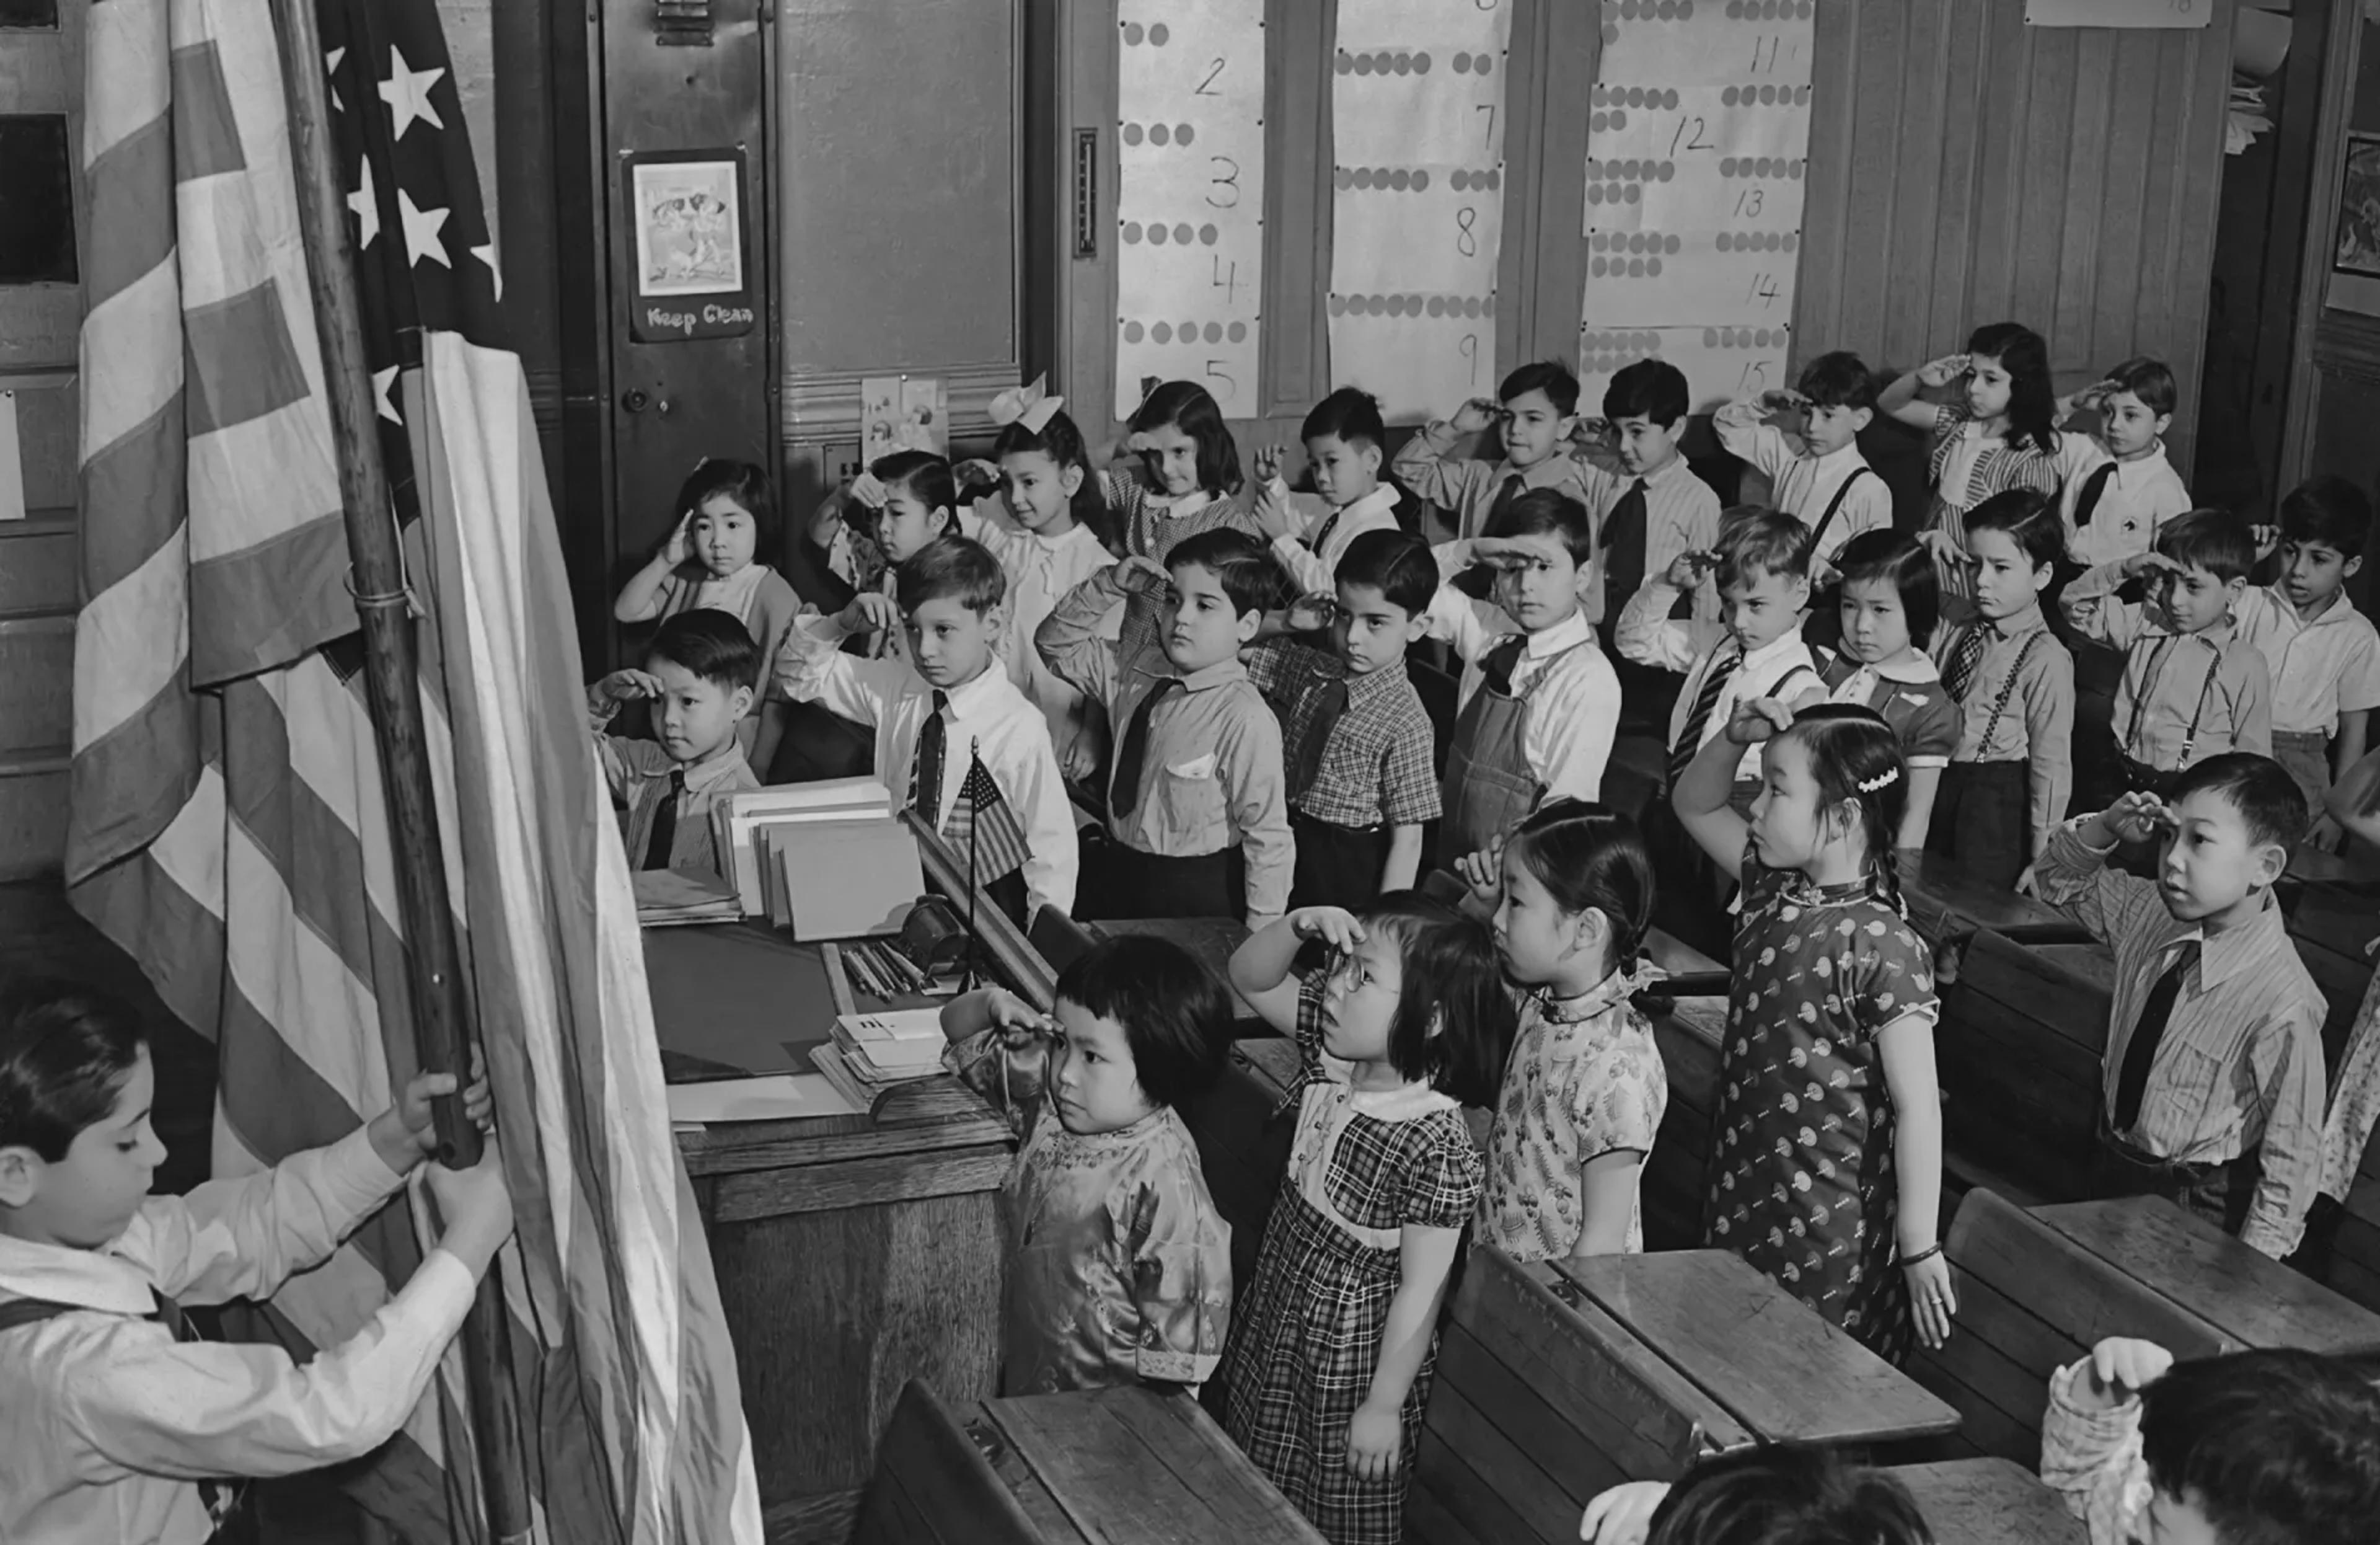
[1670,699,1956,1363]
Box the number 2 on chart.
[1196,57,1225,96]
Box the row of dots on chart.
[1582,327,1788,349]
[1587,230,1802,257]
[1603,0,1815,20]
[1590,84,1812,108]
[1331,167,1504,193]
[1121,123,1202,147]
[1118,220,1227,246]
[1328,293,1496,319]
[1119,319,1255,345]
[1586,157,1807,181]
[1332,50,1499,77]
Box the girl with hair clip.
[1455,800,1667,1264]
[1107,380,1265,661]
[1877,322,2073,619]
[613,458,808,766]
[1222,896,1518,1545]
[1672,701,1954,1363]
[951,378,1125,777]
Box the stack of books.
[811,1008,950,1109]
[710,779,925,939]
[632,867,741,927]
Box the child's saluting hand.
[1289,905,1366,953]
[2077,1335,2174,1410]
[2100,789,2172,848]
[591,668,665,707]
[1723,696,1797,747]
[1916,352,1972,389]
[1448,397,1502,436]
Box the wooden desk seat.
[1908,1190,2230,1468]
[1409,1247,1753,1545]
[1887,1458,2086,1545]
[1936,931,2111,1207]
[2324,1131,2380,1314]
[852,1382,1042,1545]
[1645,998,1727,1251]
[2285,881,2376,1070]
[2032,1197,2380,1355]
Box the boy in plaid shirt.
[1247,531,1444,908]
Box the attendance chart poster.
[1326,0,1514,424]
[1579,0,1817,413]
[1114,1,1267,420]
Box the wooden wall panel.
[1794,0,2235,476]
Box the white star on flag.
[471,239,503,300]
[346,155,378,247]
[377,46,445,141]
[325,46,344,110]
[397,188,450,268]
[372,365,402,424]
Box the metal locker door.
[599,0,774,598]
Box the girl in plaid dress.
[1671,701,1955,1365]
[1220,896,1515,1545]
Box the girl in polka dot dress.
[1220,896,1516,1545]
[1671,700,1956,1363]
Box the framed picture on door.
[625,148,756,340]
[2328,133,2380,317]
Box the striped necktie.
[1669,643,1742,786]
[1942,624,1989,703]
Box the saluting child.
[612,458,808,766]
[2063,508,2273,811]
[1222,898,1516,1545]
[1424,489,1623,867]
[803,449,963,663]
[775,536,1077,923]
[1038,531,1294,924]
[1461,800,1667,1265]
[2051,360,2193,582]
[2226,476,2380,839]
[1926,490,2076,891]
[1817,531,1960,851]
[1252,387,1425,596]
[1673,701,1952,1363]
[1393,360,1596,546]
[1,982,513,1545]
[1107,381,1264,665]
[2034,761,2327,1259]
[1712,350,1890,581]
[1876,322,2065,617]
[1244,531,1443,908]
[940,936,1232,1396]
[588,609,764,881]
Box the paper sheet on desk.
[666,1073,862,1125]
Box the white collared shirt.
[1426,565,1621,804]
[1711,408,1890,569]
[775,625,1078,917]
[1269,481,1403,596]
[2056,436,2193,567]
[1615,598,1819,779]
[959,503,1117,761]
[2229,583,2380,737]
[0,1130,477,1545]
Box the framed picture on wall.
[623,149,755,342]
[2329,133,2380,317]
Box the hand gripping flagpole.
[265,2,532,1539]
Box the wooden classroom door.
[0,0,82,879]
[597,0,776,596]
[1034,0,1569,470]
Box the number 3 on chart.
[1208,156,1240,210]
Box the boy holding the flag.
[777,536,1078,923]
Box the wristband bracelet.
[1900,1243,1944,1267]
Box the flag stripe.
[184,283,314,432]
[167,40,248,180]
[82,114,177,304]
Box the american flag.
[943,742,1033,888]
[68,2,760,1541]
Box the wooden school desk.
[1551,1250,1960,1447]
[850,1381,1323,1545]
[1887,1459,2085,1545]
[654,819,1059,1503]
[2029,1196,2380,1355]
[1897,848,2093,946]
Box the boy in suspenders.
[1713,350,1892,582]
[1424,489,1621,869]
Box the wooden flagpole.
[265,2,533,1539]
